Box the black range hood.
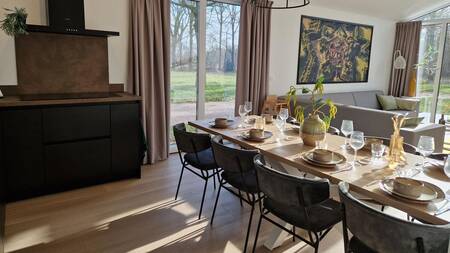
[26,0,119,37]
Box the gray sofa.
[280,90,445,152]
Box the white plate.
[379,179,444,203]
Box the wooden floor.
[5,155,344,253]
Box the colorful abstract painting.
[297,16,373,84]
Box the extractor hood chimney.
[47,0,85,33]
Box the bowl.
[249,128,264,139]
[393,177,424,198]
[214,117,228,127]
[312,149,333,163]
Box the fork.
[435,191,450,216]
[330,164,353,175]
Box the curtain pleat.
[388,21,422,97]
[235,0,272,115]
[128,0,170,164]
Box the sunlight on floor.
[6,226,51,252]
[127,220,209,253]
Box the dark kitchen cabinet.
[111,103,141,179]
[43,105,110,143]
[3,109,45,201]
[0,101,142,202]
[0,113,4,253]
[45,139,111,192]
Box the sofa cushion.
[401,117,424,128]
[389,110,413,116]
[395,98,419,111]
[352,90,384,109]
[323,92,356,105]
[376,94,398,110]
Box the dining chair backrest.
[173,123,211,154]
[211,136,258,175]
[365,136,417,154]
[254,154,330,207]
[339,182,450,253]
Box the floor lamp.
[390,50,407,95]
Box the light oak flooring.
[5,155,345,253]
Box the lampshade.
[393,50,406,70]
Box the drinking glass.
[416,136,435,170]
[444,157,450,178]
[278,108,289,131]
[254,117,265,131]
[350,131,365,167]
[340,120,354,148]
[238,105,247,128]
[244,101,252,123]
[371,143,386,160]
[275,116,285,142]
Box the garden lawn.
[170,71,236,103]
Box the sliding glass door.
[170,0,240,143]
[436,24,450,122]
[416,24,443,122]
[170,0,199,135]
[205,2,240,119]
[415,6,450,152]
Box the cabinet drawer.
[43,105,110,143]
[45,138,111,191]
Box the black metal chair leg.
[292,226,296,242]
[198,178,208,219]
[210,183,222,226]
[213,170,217,190]
[381,205,385,212]
[175,166,185,200]
[238,190,244,207]
[252,214,263,253]
[243,201,255,253]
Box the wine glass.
[350,131,365,167]
[416,136,435,171]
[244,101,252,123]
[238,105,247,128]
[340,120,354,148]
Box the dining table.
[188,117,450,250]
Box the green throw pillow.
[376,94,398,110]
[395,98,418,111]
[401,117,424,128]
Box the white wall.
[268,5,396,96]
[0,0,129,86]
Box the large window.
[415,5,450,152]
[170,0,240,143]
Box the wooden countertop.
[0,93,141,108]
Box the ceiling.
[311,0,449,20]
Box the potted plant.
[1,7,28,36]
[286,76,337,146]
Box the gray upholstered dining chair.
[210,136,261,253]
[339,182,450,253]
[252,154,342,253]
[172,123,220,219]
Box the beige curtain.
[388,21,422,97]
[235,0,272,115]
[128,0,170,164]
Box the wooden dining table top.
[188,117,450,225]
